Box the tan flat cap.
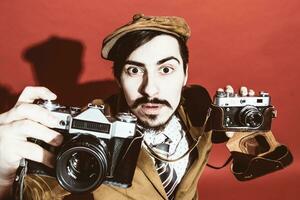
[101,13,191,60]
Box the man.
[0,14,249,200]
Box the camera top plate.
[214,91,271,107]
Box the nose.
[139,72,159,98]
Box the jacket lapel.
[137,147,168,199]
[175,105,212,196]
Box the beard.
[129,96,174,132]
[137,112,175,132]
[125,87,184,132]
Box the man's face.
[119,35,188,128]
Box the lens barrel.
[239,106,264,128]
[56,135,109,193]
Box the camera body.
[208,90,293,182]
[210,90,277,132]
[36,100,143,193]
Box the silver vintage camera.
[209,89,293,183]
[33,100,143,193]
[210,90,277,131]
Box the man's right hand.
[0,86,63,198]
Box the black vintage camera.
[210,90,277,132]
[209,89,293,181]
[33,100,143,193]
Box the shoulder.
[181,85,212,127]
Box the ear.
[183,64,189,86]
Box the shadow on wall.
[0,36,119,113]
[0,85,18,112]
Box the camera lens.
[56,135,109,193]
[239,106,264,128]
[67,151,99,182]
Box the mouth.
[140,103,163,115]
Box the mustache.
[130,96,172,109]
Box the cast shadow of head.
[22,36,119,107]
[0,85,18,112]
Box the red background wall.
[0,0,299,199]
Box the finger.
[239,86,248,96]
[0,103,60,127]
[3,120,63,146]
[217,88,224,92]
[225,85,234,94]
[16,141,56,168]
[17,86,57,104]
[216,88,225,97]
[225,131,235,138]
[248,89,255,96]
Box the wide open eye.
[159,66,174,75]
[126,66,144,76]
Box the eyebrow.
[125,56,180,67]
[157,56,180,65]
[124,60,145,67]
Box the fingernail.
[226,85,233,90]
[54,134,64,146]
[225,85,234,94]
[47,92,57,100]
[240,86,248,96]
[249,89,255,96]
[226,131,235,138]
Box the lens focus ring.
[56,135,109,193]
[239,106,264,128]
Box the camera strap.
[12,158,27,200]
[206,156,233,169]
